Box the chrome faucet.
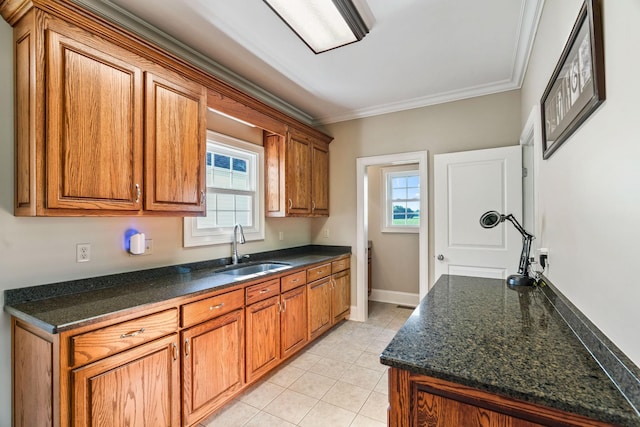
[231,223,246,264]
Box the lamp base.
[506,274,535,288]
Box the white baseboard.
[369,289,419,307]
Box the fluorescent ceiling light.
[264,0,369,54]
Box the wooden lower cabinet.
[332,269,350,324]
[11,255,350,427]
[280,285,308,358]
[388,368,615,427]
[181,309,244,427]
[308,276,332,340]
[72,334,181,427]
[245,295,282,383]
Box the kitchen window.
[381,166,420,233]
[183,131,264,246]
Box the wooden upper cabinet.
[10,10,206,216]
[265,128,331,217]
[144,71,206,214]
[45,18,143,212]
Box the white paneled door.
[434,146,523,281]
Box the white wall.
[311,90,522,303]
[0,19,314,426]
[520,0,640,366]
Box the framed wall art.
[540,0,605,159]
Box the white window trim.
[183,131,264,247]
[381,166,420,234]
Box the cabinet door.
[246,295,281,383]
[46,23,143,211]
[332,269,351,324]
[311,142,329,216]
[182,309,244,426]
[308,278,332,340]
[281,286,308,359]
[72,334,180,427]
[285,133,311,215]
[145,71,206,214]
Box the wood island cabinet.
[388,368,615,427]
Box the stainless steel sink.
[219,262,291,278]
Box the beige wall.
[367,164,419,295]
[520,0,640,366]
[0,19,314,425]
[311,90,522,301]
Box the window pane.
[196,213,216,229]
[392,188,407,200]
[231,171,248,190]
[217,211,234,227]
[407,176,419,187]
[232,158,247,172]
[391,177,407,188]
[213,169,231,189]
[206,193,216,209]
[235,211,251,226]
[214,154,230,169]
[408,187,420,199]
[236,195,251,211]
[217,194,234,211]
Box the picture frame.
[540,0,605,159]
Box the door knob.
[437,254,444,261]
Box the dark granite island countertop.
[4,245,350,334]
[380,274,640,426]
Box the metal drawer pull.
[120,328,145,339]
[134,183,141,203]
[259,289,270,294]
[290,278,299,283]
[209,303,224,310]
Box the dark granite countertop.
[380,274,640,426]
[4,245,350,334]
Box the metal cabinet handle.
[209,303,224,310]
[185,338,190,357]
[134,183,141,203]
[277,302,282,312]
[120,328,145,339]
[290,278,299,283]
[282,300,286,312]
[288,198,293,209]
[200,190,205,206]
[172,343,178,361]
[259,289,270,294]
[312,201,316,212]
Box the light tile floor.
[199,302,413,427]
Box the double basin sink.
[216,262,292,280]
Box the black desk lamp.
[479,211,535,288]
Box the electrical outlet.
[323,229,330,238]
[144,239,153,255]
[76,243,91,263]
[278,231,284,241]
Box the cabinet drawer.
[281,271,306,293]
[307,263,331,282]
[71,308,178,366]
[332,257,350,273]
[246,279,280,305]
[182,289,244,328]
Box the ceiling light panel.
[264,0,367,53]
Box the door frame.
[520,105,542,244]
[354,151,429,322]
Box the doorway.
[354,151,428,322]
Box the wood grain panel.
[246,296,281,383]
[144,70,206,214]
[245,278,280,305]
[308,277,332,340]
[280,270,306,293]
[285,133,311,215]
[264,133,285,216]
[13,321,53,427]
[311,142,329,216]
[307,263,331,282]
[71,309,178,366]
[72,334,180,427]
[181,288,244,328]
[331,269,351,324]
[45,22,143,210]
[281,285,308,359]
[182,309,244,426]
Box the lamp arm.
[503,214,535,276]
